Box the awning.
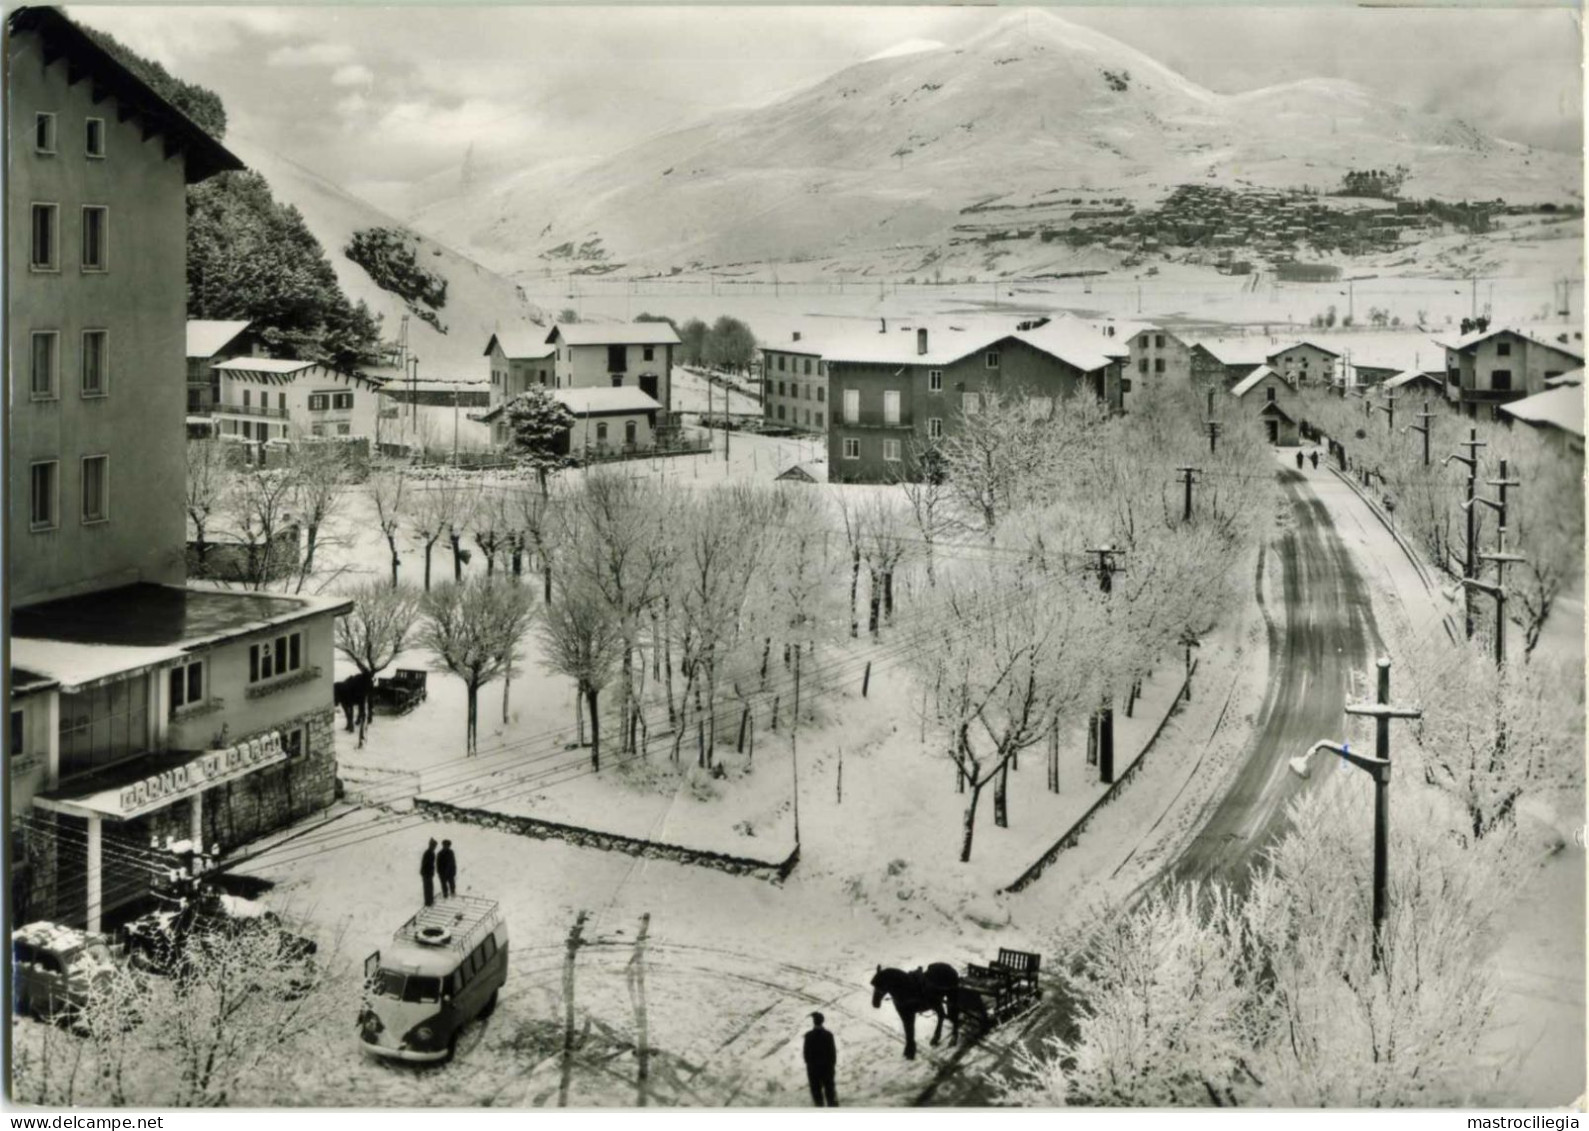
[34,732,288,822]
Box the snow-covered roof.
[1382,369,1445,392]
[549,322,682,347]
[1546,368,1583,388]
[375,379,489,395]
[1438,327,1586,361]
[554,387,663,416]
[484,330,556,360]
[1016,320,1130,372]
[1498,385,1585,439]
[1231,366,1285,397]
[1269,340,1341,359]
[1187,337,1267,366]
[802,316,1124,372]
[213,357,317,375]
[186,320,253,359]
[12,921,109,954]
[10,638,191,694]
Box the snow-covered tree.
[505,386,576,498]
[408,478,473,591]
[369,471,407,587]
[335,580,422,681]
[418,577,536,753]
[215,467,297,591]
[285,439,352,592]
[540,576,623,771]
[185,439,235,573]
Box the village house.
[1380,368,1450,403]
[1127,326,1193,385]
[212,356,383,444]
[8,7,349,931]
[1267,341,1341,389]
[1498,380,1585,457]
[1439,326,1584,420]
[1187,338,1268,386]
[1230,365,1301,446]
[760,334,828,433]
[483,328,556,404]
[546,322,679,416]
[553,387,663,458]
[184,319,258,415]
[825,319,1126,484]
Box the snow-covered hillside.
[230,137,546,376]
[410,9,1580,281]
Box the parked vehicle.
[961,947,1042,1026]
[11,922,120,1022]
[359,895,507,1063]
[122,885,317,991]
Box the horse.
[333,672,374,738]
[872,963,966,1059]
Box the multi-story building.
[1440,327,1584,420]
[545,322,679,415]
[825,320,1126,484]
[212,356,383,443]
[1229,365,1300,446]
[1126,327,1193,386]
[8,7,349,930]
[1267,341,1341,389]
[761,334,828,432]
[185,319,257,414]
[484,329,555,402]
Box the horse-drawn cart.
[372,669,428,716]
[961,947,1042,1026]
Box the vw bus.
[359,895,507,1062]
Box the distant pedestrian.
[1296,451,1304,471]
[803,1012,838,1107]
[420,839,437,907]
[1310,450,1319,470]
[437,840,457,898]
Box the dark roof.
[12,583,339,648]
[8,7,243,184]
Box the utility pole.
[1406,399,1434,467]
[559,910,588,1108]
[1442,428,1487,638]
[1087,545,1123,785]
[452,387,460,465]
[1204,384,1222,453]
[1177,465,1200,523]
[409,356,420,430]
[791,645,802,845]
[1462,458,1525,665]
[1368,388,1398,432]
[626,912,651,1107]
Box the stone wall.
[202,708,337,851]
[413,796,800,883]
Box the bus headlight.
[408,1024,436,1048]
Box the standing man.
[1310,450,1319,470]
[803,1012,837,1107]
[420,838,437,907]
[437,839,458,899]
[1296,450,1305,471]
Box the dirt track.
[919,466,1386,1106]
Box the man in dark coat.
[803,1011,837,1107]
[1310,450,1319,470]
[420,839,437,907]
[437,840,457,898]
[1296,450,1305,471]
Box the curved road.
[920,466,1386,1105]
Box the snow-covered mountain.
[229,137,545,375]
[410,9,1579,279]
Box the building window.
[85,118,105,158]
[1266,386,1277,403]
[279,392,287,413]
[985,351,1000,370]
[643,346,655,361]
[1155,334,1165,349]
[883,390,901,425]
[30,331,58,399]
[928,417,943,439]
[188,389,202,413]
[777,404,786,421]
[81,455,108,523]
[607,345,627,373]
[282,725,306,760]
[336,423,351,436]
[1496,340,1512,358]
[1491,370,1513,392]
[333,392,354,410]
[842,438,860,460]
[596,422,609,444]
[778,381,785,396]
[29,462,58,531]
[1154,358,1165,374]
[778,355,786,372]
[962,392,980,416]
[928,369,943,392]
[10,710,23,759]
[58,674,150,778]
[764,379,773,395]
[1138,358,1148,374]
[815,412,824,427]
[30,204,58,269]
[243,390,253,409]
[81,206,108,271]
[308,393,329,411]
[804,358,812,375]
[844,389,859,424]
[311,424,326,437]
[169,660,205,715]
[883,439,901,462]
[34,113,56,154]
[249,632,304,684]
[816,387,825,403]
[81,330,107,396]
[625,420,637,446]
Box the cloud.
[331,63,374,88]
[266,41,356,68]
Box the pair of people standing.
[419,838,459,906]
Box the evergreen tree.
[505,386,577,497]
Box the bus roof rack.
[393,895,501,955]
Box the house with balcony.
[185,318,258,418]
[8,7,349,931]
[545,322,679,417]
[1230,365,1300,446]
[761,333,828,432]
[826,319,1126,484]
[1439,327,1584,420]
[212,356,382,444]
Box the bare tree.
[185,439,235,574]
[408,479,473,591]
[540,577,623,771]
[214,468,298,591]
[418,577,536,754]
[369,471,408,587]
[896,448,959,587]
[286,440,351,593]
[859,493,910,634]
[336,580,422,680]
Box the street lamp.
[1289,658,1421,969]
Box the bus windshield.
[374,970,441,1004]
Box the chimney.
[880,318,887,334]
[792,331,801,342]
[917,328,928,356]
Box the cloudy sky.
[70,4,1583,216]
